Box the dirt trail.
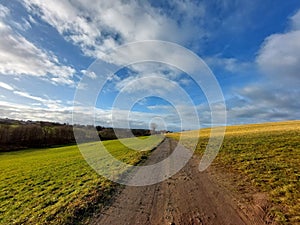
[91,138,266,225]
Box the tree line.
[0,119,151,151]
[0,123,75,151]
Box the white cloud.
[13,90,65,110]
[115,74,178,96]
[95,107,186,130]
[114,63,184,94]
[0,81,14,90]
[227,85,300,124]
[81,70,97,79]
[0,100,73,123]
[0,4,9,18]
[257,31,300,85]
[225,19,300,125]
[0,5,76,86]
[227,8,300,125]
[28,15,37,25]
[291,9,300,30]
[14,90,45,102]
[205,56,252,73]
[22,0,206,58]
[256,9,300,87]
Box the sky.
[0,0,299,131]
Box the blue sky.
[0,0,299,131]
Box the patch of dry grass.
[167,121,300,224]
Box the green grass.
[167,121,300,224]
[0,135,163,225]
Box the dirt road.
[91,138,266,225]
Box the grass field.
[167,120,300,224]
[0,135,163,225]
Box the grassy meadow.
[0,135,163,225]
[167,120,300,224]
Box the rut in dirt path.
[91,138,266,225]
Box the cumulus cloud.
[256,9,300,87]
[0,4,76,86]
[225,9,300,124]
[22,0,206,58]
[257,31,300,86]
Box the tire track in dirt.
[91,138,266,225]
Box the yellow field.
[167,120,300,224]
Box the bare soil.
[91,138,268,225]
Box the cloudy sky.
[0,0,299,131]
